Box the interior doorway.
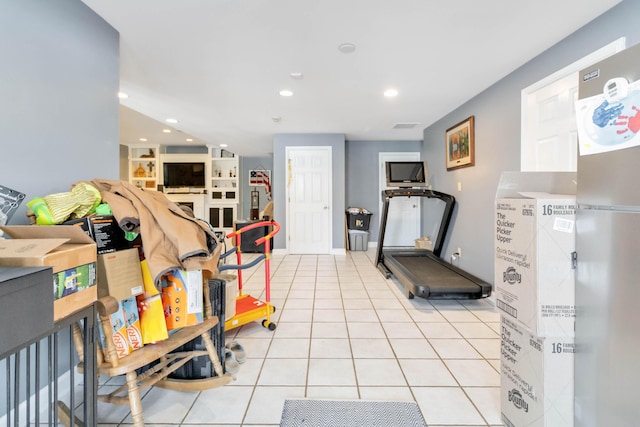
[378,152,421,247]
[521,37,626,171]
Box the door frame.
[285,145,333,254]
[520,37,626,171]
[378,152,421,247]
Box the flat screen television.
[163,162,206,188]
[385,161,429,187]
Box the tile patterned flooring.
[97,250,503,426]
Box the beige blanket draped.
[89,179,220,288]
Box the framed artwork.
[445,115,475,171]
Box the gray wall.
[240,156,274,220]
[0,0,120,225]
[0,0,119,416]
[422,0,639,285]
[345,140,422,242]
[273,134,346,251]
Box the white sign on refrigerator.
[575,77,640,155]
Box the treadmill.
[376,188,491,300]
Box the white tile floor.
[97,249,503,426]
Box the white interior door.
[521,38,625,171]
[286,146,331,254]
[379,152,421,247]
[523,73,580,171]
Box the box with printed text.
[0,225,97,321]
[97,296,142,360]
[500,316,574,427]
[494,172,577,337]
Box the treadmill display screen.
[385,161,429,187]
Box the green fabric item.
[95,203,112,215]
[125,231,139,241]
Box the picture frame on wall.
[445,115,475,171]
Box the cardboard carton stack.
[494,172,577,427]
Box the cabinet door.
[575,208,640,426]
[209,205,237,230]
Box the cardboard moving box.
[501,316,574,427]
[0,225,97,321]
[97,248,144,301]
[494,172,577,337]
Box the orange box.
[161,269,203,330]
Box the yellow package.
[136,259,169,344]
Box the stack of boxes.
[494,172,577,427]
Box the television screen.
[385,161,429,187]
[163,162,206,188]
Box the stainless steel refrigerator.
[575,42,640,426]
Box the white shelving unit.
[208,146,239,233]
[125,144,241,234]
[210,153,239,202]
[128,145,160,190]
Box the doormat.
[279,399,427,427]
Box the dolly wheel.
[262,319,277,331]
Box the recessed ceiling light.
[186,138,193,142]
[162,129,171,133]
[272,116,282,123]
[338,43,356,54]
[139,138,147,142]
[166,118,178,124]
[220,144,228,148]
[117,92,129,99]
[384,88,399,97]
[289,72,303,79]
[279,89,294,97]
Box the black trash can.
[346,208,373,231]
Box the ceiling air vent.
[392,122,420,129]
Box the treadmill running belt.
[382,250,490,299]
[392,255,480,293]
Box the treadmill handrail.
[375,188,455,267]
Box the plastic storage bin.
[348,229,369,251]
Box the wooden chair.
[63,283,234,427]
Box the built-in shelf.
[126,144,240,233]
[128,145,159,190]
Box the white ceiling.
[83,0,620,157]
